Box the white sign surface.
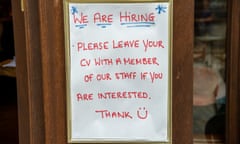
[67,2,171,142]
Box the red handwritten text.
[77,41,109,51]
[112,40,139,49]
[76,93,93,101]
[115,57,159,65]
[150,72,163,83]
[95,109,133,119]
[73,12,88,24]
[80,58,90,66]
[84,74,94,82]
[94,13,113,23]
[96,73,112,81]
[119,11,155,23]
[98,91,149,100]
[115,72,137,80]
[94,58,113,66]
[143,40,165,52]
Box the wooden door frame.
[13,0,194,144]
[11,0,45,143]
[226,0,240,143]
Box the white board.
[66,2,172,143]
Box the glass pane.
[193,0,227,143]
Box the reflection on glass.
[193,0,227,143]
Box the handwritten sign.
[65,2,171,143]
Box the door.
[11,0,239,144]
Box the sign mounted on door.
[63,0,173,143]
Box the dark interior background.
[0,0,18,143]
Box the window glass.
[193,0,227,143]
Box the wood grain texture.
[226,0,240,143]
[172,0,194,144]
[38,0,67,144]
[12,0,46,143]
[11,1,30,144]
